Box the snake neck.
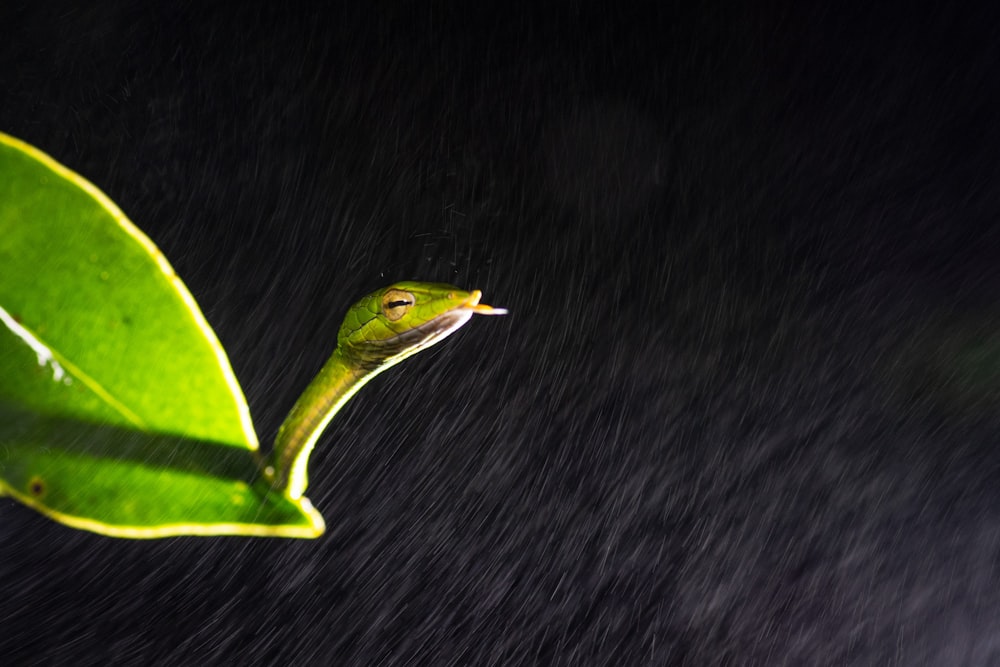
[267,347,374,498]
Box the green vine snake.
[264,281,506,499]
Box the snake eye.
[381,289,415,321]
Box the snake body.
[268,282,506,498]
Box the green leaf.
[0,404,323,538]
[0,132,323,538]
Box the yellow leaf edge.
[0,477,326,539]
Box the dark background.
[2,2,1000,665]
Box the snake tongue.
[463,290,508,315]
[471,304,508,315]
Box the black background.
[2,2,1000,665]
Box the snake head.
[338,282,506,369]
